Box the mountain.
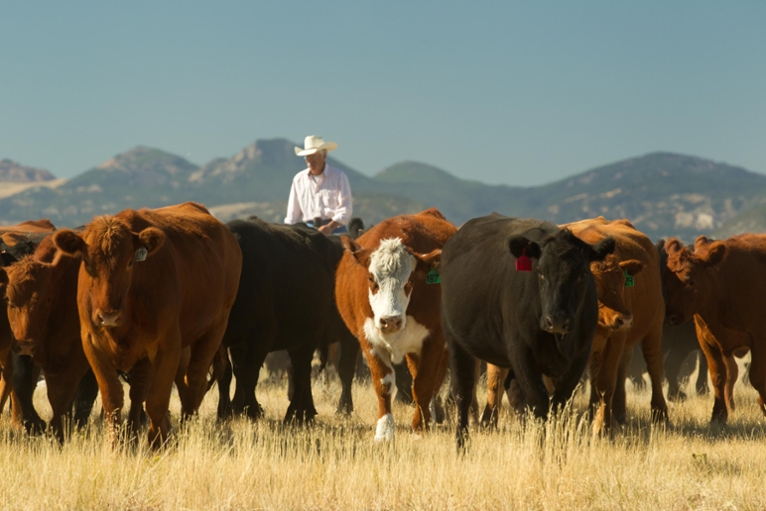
[0,159,56,182]
[509,152,766,238]
[2,141,766,240]
[0,147,199,226]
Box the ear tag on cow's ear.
[515,246,532,272]
[426,268,441,284]
[624,271,634,287]
[134,247,148,262]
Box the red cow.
[53,202,241,447]
[663,235,766,423]
[335,208,456,441]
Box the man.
[285,135,353,235]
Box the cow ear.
[415,248,442,271]
[619,259,645,276]
[665,238,684,254]
[136,228,165,257]
[508,236,541,259]
[341,236,371,267]
[700,242,725,268]
[53,229,87,258]
[694,235,713,251]
[588,236,616,262]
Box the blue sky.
[1,1,765,186]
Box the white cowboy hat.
[294,135,338,156]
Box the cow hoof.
[24,417,47,436]
[374,413,395,442]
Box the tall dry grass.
[0,363,765,511]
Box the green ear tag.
[426,268,441,285]
[624,271,634,287]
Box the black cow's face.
[509,229,615,354]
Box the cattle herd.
[0,202,761,450]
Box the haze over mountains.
[1,138,766,240]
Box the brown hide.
[564,217,667,435]
[53,202,242,448]
[0,219,56,427]
[335,208,457,439]
[1,234,89,441]
[664,234,766,423]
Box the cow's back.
[223,219,338,350]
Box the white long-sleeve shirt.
[284,165,353,225]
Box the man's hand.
[319,221,341,235]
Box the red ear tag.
[515,246,532,272]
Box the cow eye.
[688,279,695,287]
[127,260,134,269]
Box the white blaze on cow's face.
[367,238,416,335]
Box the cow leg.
[747,342,766,417]
[362,341,396,442]
[285,347,317,424]
[394,360,414,405]
[481,363,509,428]
[83,334,125,446]
[696,351,710,395]
[335,334,359,415]
[641,326,669,424]
[9,353,46,434]
[447,336,477,451]
[216,352,234,420]
[179,320,230,418]
[406,333,446,434]
[591,334,624,437]
[723,354,738,412]
[612,348,632,425]
[73,369,99,428]
[430,344,449,425]
[145,343,182,450]
[127,357,153,441]
[230,339,267,419]
[664,348,687,402]
[695,321,728,423]
[44,369,86,444]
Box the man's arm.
[284,179,302,224]
[330,172,353,225]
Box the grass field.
[1,363,765,511]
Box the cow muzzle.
[95,309,123,328]
[605,313,633,331]
[543,316,571,334]
[14,340,36,356]
[378,316,404,334]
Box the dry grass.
[0,365,765,511]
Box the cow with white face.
[335,209,457,441]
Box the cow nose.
[97,310,123,327]
[612,315,633,330]
[666,313,679,326]
[379,316,403,332]
[544,316,570,334]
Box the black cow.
[217,218,345,423]
[440,214,614,448]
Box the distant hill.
[2,140,766,239]
[0,159,56,182]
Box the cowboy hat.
[294,135,338,156]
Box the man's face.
[306,151,327,175]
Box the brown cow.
[564,217,667,435]
[663,235,766,423]
[0,233,92,441]
[335,208,456,441]
[0,220,56,429]
[53,202,242,447]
